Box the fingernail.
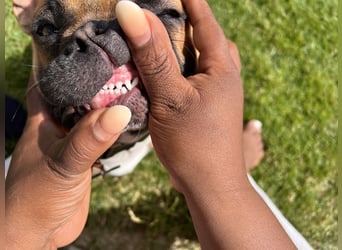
[93,105,132,142]
[116,0,151,47]
[252,120,263,131]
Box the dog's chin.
[51,62,149,143]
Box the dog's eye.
[159,9,182,19]
[35,22,57,37]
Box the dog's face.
[26,0,196,150]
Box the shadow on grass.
[67,187,198,249]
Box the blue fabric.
[5,95,27,139]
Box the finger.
[51,105,131,175]
[115,1,151,48]
[182,0,237,72]
[25,71,52,121]
[227,40,241,74]
[115,1,192,105]
[12,0,38,33]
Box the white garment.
[100,136,153,176]
[248,174,313,249]
[5,155,12,178]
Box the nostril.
[76,37,88,52]
[93,21,109,35]
[64,47,72,56]
[94,28,103,36]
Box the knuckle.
[53,139,92,176]
[66,139,92,166]
[227,40,238,53]
[152,86,198,119]
[45,155,70,179]
[157,93,186,114]
[136,47,174,79]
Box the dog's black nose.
[67,20,131,66]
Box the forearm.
[183,173,296,249]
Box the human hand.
[5,73,131,249]
[116,1,246,193]
[116,2,295,249]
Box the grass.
[5,0,337,249]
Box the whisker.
[25,80,40,96]
[17,64,39,68]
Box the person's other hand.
[6,73,131,249]
[116,3,295,249]
[116,1,246,193]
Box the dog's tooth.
[121,88,128,95]
[125,80,132,90]
[100,89,105,95]
[114,89,121,95]
[109,89,114,95]
[84,104,91,111]
[109,83,115,90]
[116,81,123,90]
[131,77,139,88]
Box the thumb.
[115,1,192,106]
[52,105,131,175]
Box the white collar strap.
[99,135,153,176]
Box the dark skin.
[6,0,295,249]
[6,71,132,248]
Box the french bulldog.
[13,0,196,174]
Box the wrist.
[169,153,248,196]
[6,187,56,249]
[6,216,55,250]
[179,173,295,249]
[181,169,251,203]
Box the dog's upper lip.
[100,46,120,69]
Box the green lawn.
[5,0,337,249]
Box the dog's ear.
[13,0,38,34]
[183,23,198,76]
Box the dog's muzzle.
[38,20,149,136]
